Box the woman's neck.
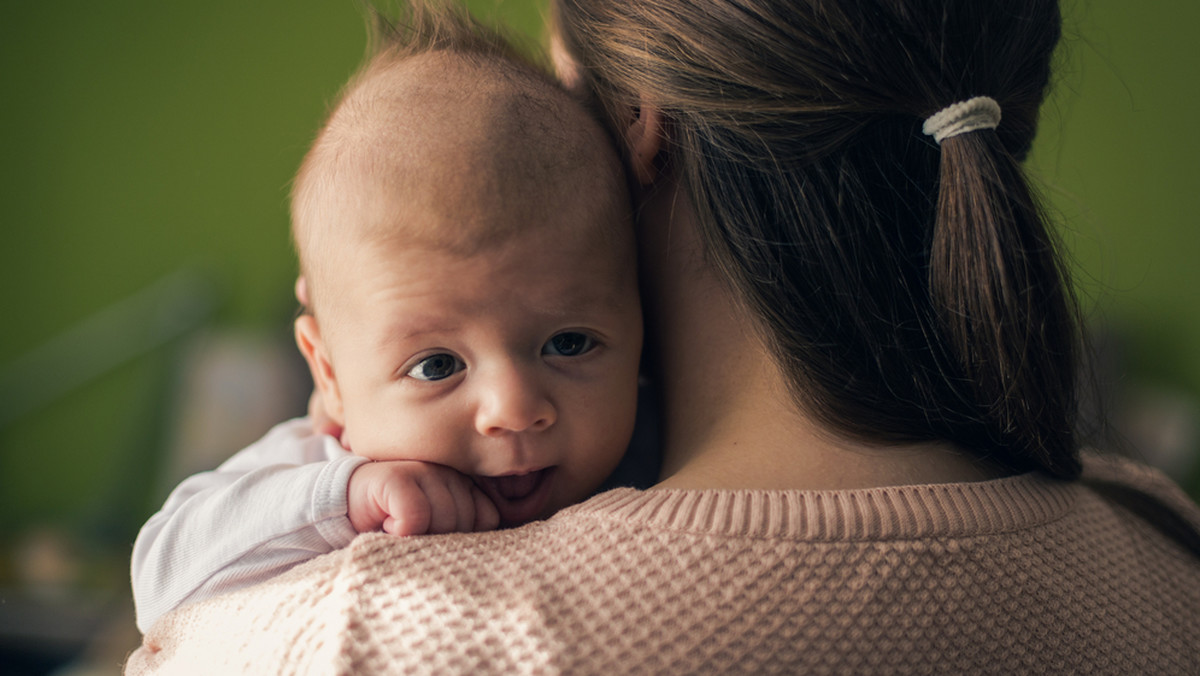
[638,180,1004,491]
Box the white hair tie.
[922,96,1001,144]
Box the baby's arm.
[132,417,502,633]
[131,418,366,633]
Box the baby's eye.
[407,353,463,381]
[543,331,595,357]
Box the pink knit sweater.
[126,455,1200,675]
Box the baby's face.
[293,49,642,524]
[319,220,641,525]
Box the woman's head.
[554,0,1082,478]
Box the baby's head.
[290,4,641,525]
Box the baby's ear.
[623,96,665,186]
[294,315,345,426]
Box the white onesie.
[130,418,368,633]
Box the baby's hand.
[347,461,500,536]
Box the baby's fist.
[348,461,499,536]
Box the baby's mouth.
[473,467,555,527]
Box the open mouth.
[473,467,555,527]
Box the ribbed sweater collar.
[566,472,1078,541]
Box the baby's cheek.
[344,416,438,464]
[342,395,417,458]
[588,413,635,473]
[340,412,388,460]
[344,429,393,461]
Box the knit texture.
[127,455,1200,675]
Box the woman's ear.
[294,315,345,426]
[624,97,665,186]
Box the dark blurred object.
[1082,323,1199,488]
[0,529,134,676]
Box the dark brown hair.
[555,0,1082,478]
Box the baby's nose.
[474,367,556,437]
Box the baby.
[131,6,642,633]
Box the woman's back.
[129,455,1200,674]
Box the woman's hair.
[554,0,1083,478]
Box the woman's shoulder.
[128,470,1200,675]
[317,475,1200,672]
[1078,451,1200,556]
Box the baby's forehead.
[364,218,637,314]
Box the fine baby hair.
[555,0,1082,478]
[293,1,522,314]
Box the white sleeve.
[130,417,370,633]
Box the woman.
[127,0,1200,673]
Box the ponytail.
[929,128,1081,478]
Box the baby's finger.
[382,482,432,536]
[471,486,500,532]
[418,477,459,535]
[444,475,481,533]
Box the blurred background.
[1,1,1197,673]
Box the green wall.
[1035,2,1200,388]
[1,0,1197,559]
[1030,2,1200,487]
